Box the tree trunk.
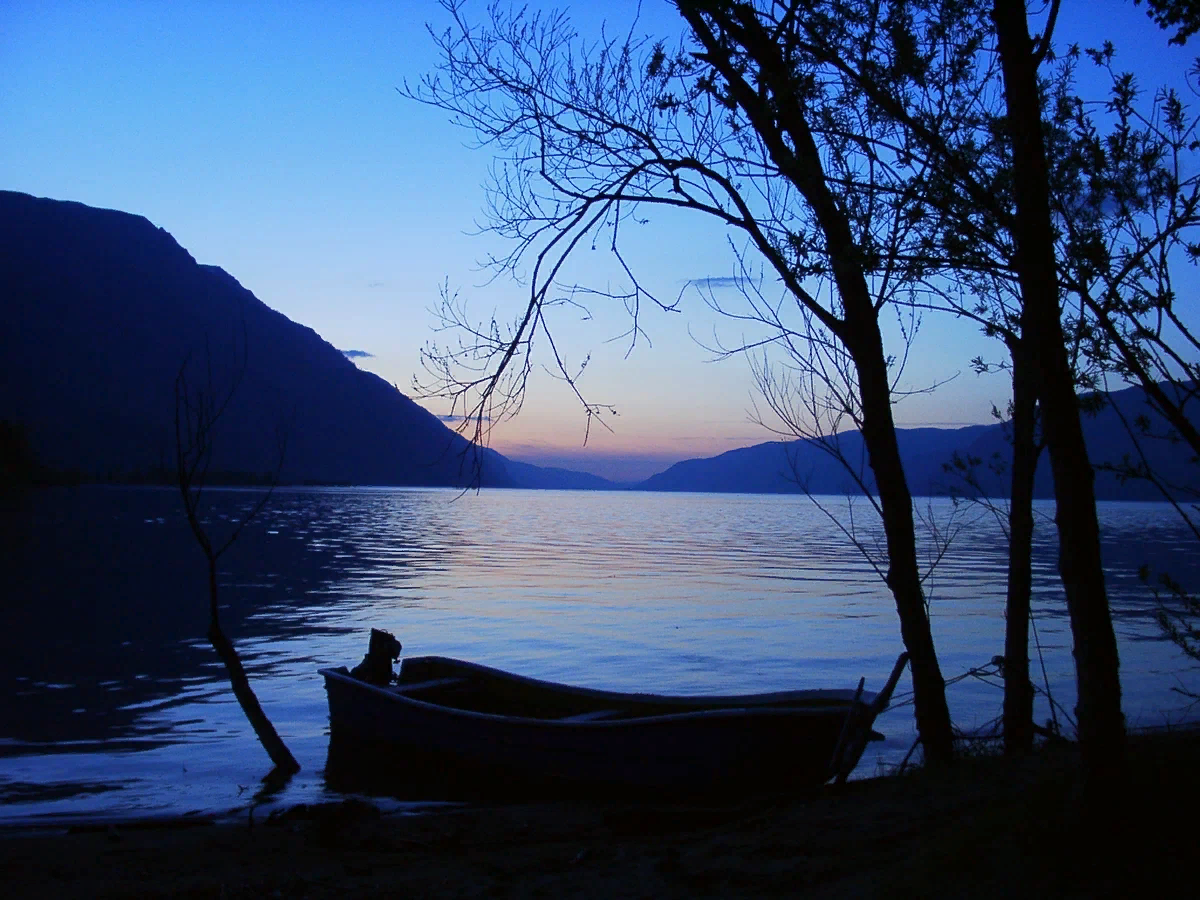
[852,330,956,767]
[993,0,1127,786]
[1004,347,1037,755]
[677,2,956,766]
[206,559,300,777]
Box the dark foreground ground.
[3,727,1197,899]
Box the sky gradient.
[3,0,1193,481]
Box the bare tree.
[685,255,968,597]
[174,336,300,780]
[411,1,1200,781]
[407,0,961,763]
[746,343,970,595]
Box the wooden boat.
[320,632,909,799]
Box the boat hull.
[319,656,904,799]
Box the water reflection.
[0,486,1197,821]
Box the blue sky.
[2,1,1192,481]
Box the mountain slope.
[0,190,521,487]
[500,458,623,490]
[638,387,1197,501]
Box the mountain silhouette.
[0,190,610,489]
[4,190,1193,499]
[637,388,1197,501]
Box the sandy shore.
[4,727,1197,898]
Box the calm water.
[1,485,1197,824]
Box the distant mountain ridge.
[636,388,1197,501]
[0,190,611,490]
[3,190,1194,500]
[499,458,620,491]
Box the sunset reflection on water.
[1,485,1196,823]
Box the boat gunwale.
[319,662,878,729]
[397,655,878,707]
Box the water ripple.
[0,487,1196,822]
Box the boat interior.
[385,655,869,722]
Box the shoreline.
[4,726,1198,898]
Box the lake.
[1,485,1197,824]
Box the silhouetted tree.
[411,0,1198,778]
[174,337,299,780]
[408,0,959,764]
[746,0,1129,785]
[1135,0,1200,45]
[877,2,1199,756]
[944,385,1045,755]
[1052,13,1200,697]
